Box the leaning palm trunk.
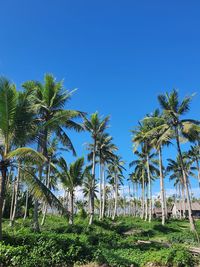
[112,175,118,220]
[89,141,96,225]
[158,147,166,225]
[146,155,152,222]
[176,131,195,232]
[10,163,21,226]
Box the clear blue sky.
[1,0,200,196]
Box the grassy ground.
[1,215,200,266]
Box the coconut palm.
[0,78,64,239]
[41,138,61,226]
[132,122,156,222]
[166,154,196,219]
[58,157,84,224]
[23,74,84,230]
[83,112,109,224]
[142,109,172,225]
[82,167,98,216]
[107,155,125,220]
[87,133,118,219]
[187,145,200,187]
[130,147,159,220]
[157,90,199,231]
[129,172,139,216]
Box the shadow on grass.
[153,224,180,234]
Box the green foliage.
[1,216,199,266]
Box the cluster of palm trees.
[130,90,200,232]
[0,74,126,240]
[1,75,200,241]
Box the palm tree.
[41,138,61,226]
[167,154,196,219]
[142,109,172,225]
[132,122,156,222]
[58,157,84,224]
[130,147,159,221]
[23,74,84,230]
[83,112,109,224]
[82,167,98,216]
[0,78,64,239]
[107,155,125,220]
[187,145,200,187]
[9,90,37,226]
[129,172,139,216]
[88,133,118,219]
[157,90,199,231]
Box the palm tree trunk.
[128,184,131,216]
[69,191,74,225]
[112,175,118,220]
[141,177,145,219]
[9,181,15,221]
[145,183,148,221]
[196,159,200,188]
[158,147,166,225]
[175,130,195,231]
[23,190,29,220]
[41,157,51,226]
[174,186,178,219]
[99,161,103,220]
[10,163,21,226]
[182,186,186,219]
[89,140,96,225]
[102,166,106,219]
[0,165,7,240]
[146,154,152,222]
[133,182,136,216]
[179,184,182,219]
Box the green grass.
[1,215,200,266]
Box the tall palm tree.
[129,172,139,216]
[132,122,156,222]
[130,144,158,222]
[107,155,125,220]
[142,109,172,225]
[58,157,85,224]
[82,167,98,216]
[88,133,118,219]
[23,74,84,230]
[157,90,199,231]
[187,145,200,187]
[167,154,196,219]
[0,78,63,239]
[130,147,159,221]
[41,138,61,226]
[83,112,109,224]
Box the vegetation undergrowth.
[1,215,200,267]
